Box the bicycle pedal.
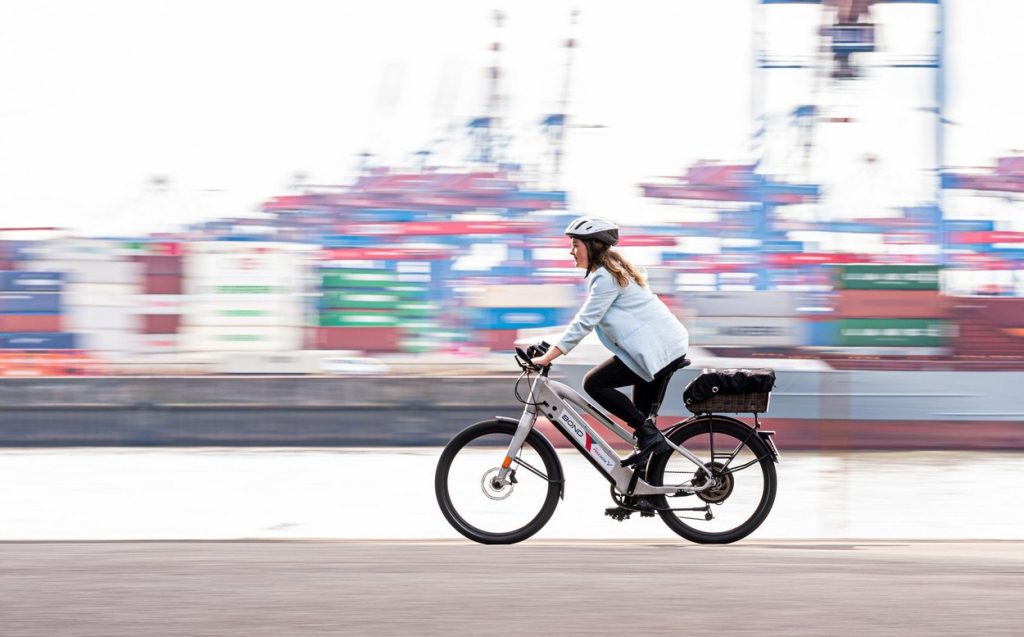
[604,506,632,522]
[639,510,656,518]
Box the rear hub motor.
[693,462,734,504]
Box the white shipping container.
[22,239,135,263]
[186,305,304,327]
[688,316,804,348]
[186,292,309,305]
[25,260,143,285]
[128,334,182,354]
[181,326,303,352]
[465,284,578,308]
[185,253,308,283]
[70,260,144,284]
[67,306,140,331]
[130,294,189,315]
[187,241,314,255]
[681,291,798,317]
[186,281,305,296]
[64,283,139,307]
[77,329,140,353]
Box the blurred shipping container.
[835,265,941,290]
[309,326,401,351]
[463,284,578,308]
[833,289,948,319]
[681,290,798,317]
[687,316,804,348]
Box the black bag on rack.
[683,368,776,405]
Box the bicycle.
[435,346,780,544]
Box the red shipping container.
[0,314,62,332]
[833,290,948,319]
[311,327,400,351]
[143,274,183,295]
[952,318,1024,357]
[141,314,181,334]
[949,231,1024,244]
[950,297,1024,327]
[476,329,519,352]
[132,255,184,276]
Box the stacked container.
[0,269,78,375]
[679,290,803,349]
[131,243,186,355]
[15,239,142,365]
[463,284,579,351]
[314,262,406,352]
[807,265,952,352]
[184,242,310,353]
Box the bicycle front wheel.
[646,416,777,544]
[435,419,563,545]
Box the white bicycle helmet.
[563,216,620,246]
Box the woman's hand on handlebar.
[530,346,562,369]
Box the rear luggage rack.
[685,391,771,415]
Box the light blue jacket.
[555,266,689,382]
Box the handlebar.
[514,345,551,377]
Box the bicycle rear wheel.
[435,419,563,545]
[646,416,777,544]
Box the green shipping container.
[318,311,400,327]
[395,302,439,318]
[213,285,286,294]
[836,319,951,346]
[321,270,398,288]
[836,265,941,291]
[321,291,401,310]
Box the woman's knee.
[583,369,602,395]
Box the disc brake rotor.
[481,467,513,500]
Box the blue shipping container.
[805,320,839,346]
[0,292,62,313]
[470,307,567,330]
[0,271,64,292]
[0,332,77,350]
[942,220,995,232]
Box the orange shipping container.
[833,290,948,319]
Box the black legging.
[583,355,685,429]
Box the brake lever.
[514,347,541,372]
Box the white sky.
[0,0,1021,236]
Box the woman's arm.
[550,270,620,359]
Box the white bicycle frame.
[496,372,714,497]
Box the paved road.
[3,541,1023,636]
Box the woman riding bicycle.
[530,216,690,464]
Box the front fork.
[495,405,539,485]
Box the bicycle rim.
[647,417,777,544]
[435,420,562,544]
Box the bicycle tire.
[646,416,777,544]
[435,419,563,545]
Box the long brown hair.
[586,240,647,288]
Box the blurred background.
[0,1,1022,468]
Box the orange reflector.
[502,456,512,469]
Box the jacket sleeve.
[555,271,620,354]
